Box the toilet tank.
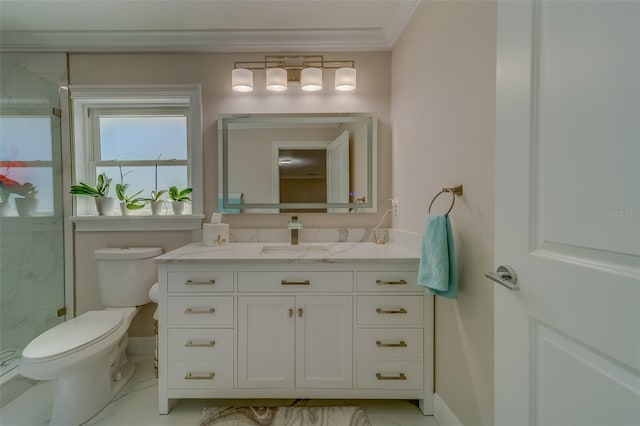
[94,247,163,307]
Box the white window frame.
[69,85,204,231]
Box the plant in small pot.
[116,184,146,216]
[144,155,166,215]
[14,185,38,217]
[69,172,115,216]
[145,190,167,215]
[168,186,192,215]
[0,187,11,217]
[114,161,146,215]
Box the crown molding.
[384,0,421,47]
[0,28,392,53]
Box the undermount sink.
[260,245,331,255]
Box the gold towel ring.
[428,185,463,216]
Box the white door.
[494,1,640,425]
[238,296,295,388]
[327,130,350,212]
[295,296,353,389]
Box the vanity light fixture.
[231,55,356,93]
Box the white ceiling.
[0,0,421,52]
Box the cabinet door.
[295,295,353,389]
[238,296,295,388]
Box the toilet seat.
[22,310,123,361]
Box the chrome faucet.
[288,215,303,245]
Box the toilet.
[20,247,162,426]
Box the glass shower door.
[0,59,66,376]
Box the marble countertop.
[155,242,419,264]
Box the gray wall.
[391,1,497,424]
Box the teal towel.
[417,214,458,299]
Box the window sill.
[70,214,205,232]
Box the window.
[70,85,203,228]
[0,115,56,215]
[90,109,190,213]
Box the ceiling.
[0,0,420,52]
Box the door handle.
[485,265,518,290]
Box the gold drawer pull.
[376,308,407,314]
[184,372,215,380]
[376,279,408,285]
[376,340,407,348]
[185,279,216,285]
[184,308,215,314]
[376,373,407,381]
[185,340,215,347]
[281,280,310,286]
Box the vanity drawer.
[356,329,423,358]
[356,271,421,292]
[168,360,234,389]
[168,271,234,293]
[357,296,424,326]
[237,271,353,292]
[357,360,423,390]
[168,329,233,358]
[167,296,234,326]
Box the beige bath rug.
[198,405,371,426]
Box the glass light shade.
[231,68,253,92]
[335,67,357,91]
[301,67,323,91]
[266,68,288,91]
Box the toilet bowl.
[19,247,162,426]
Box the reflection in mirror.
[219,114,376,214]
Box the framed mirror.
[218,113,376,214]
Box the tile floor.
[0,355,439,426]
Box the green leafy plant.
[69,172,111,197]
[145,155,167,202]
[116,184,146,210]
[23,186,38,199]
[114,161,146,210]
[169,186,192,203]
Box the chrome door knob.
[485,265,519,290]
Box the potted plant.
[69,172,115,216]
[14,185,38,216]
[168,185,192,215]
[0,187,11,216]
[145,155,166,215]
[116,183,146,216]
[114,161,146,215]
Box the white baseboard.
[127,336,155,355]
[433,393,463,426]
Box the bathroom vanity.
[155,242,433,415]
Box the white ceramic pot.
[94,197,115,216]
[171,201,185,215]
[120,202,130,216]
[15,197,37,216]
[150,200,164,215]
[0,202,11,217]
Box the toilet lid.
[22,310,123,360]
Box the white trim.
[71,214,204,232]
[0,29,390,53]
[127,336,156,356]
[385,0,422,47]
[434,393,464,426]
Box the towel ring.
[428,185,463,216]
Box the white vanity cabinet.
[156,243,433,415]
[238,295,352,389]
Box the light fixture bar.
[232,55,356,92]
